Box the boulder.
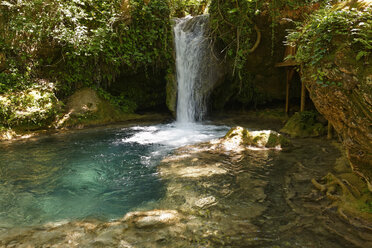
[281,111,327,138]
[66,88,101,115]
[165,72,177,117]
[123,210,181,228]
[62,87,138,128]
[222,126,291,150]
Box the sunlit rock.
[61,87,139,128]
[220,126,291,151]
[123,210,181,228]
[163,164,227,178]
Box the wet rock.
[194,196,217,208]
[123,210,181,228]
[221,126,291,150]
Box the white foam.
[122,123,228,148]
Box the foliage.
[234,72,267,109]
[0,84,59,128]
[208,0,329,108]
[209,0,330,76]
[95,87,137,113]
[0,0,174,128]
[0,0,172,94]
[209,0,260,75]
[170,0,209,16]
[287,3,372,86]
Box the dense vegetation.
[209,0,331,75]
[207,0,333,109]
[287,1,372,86]
[0,0,175,129]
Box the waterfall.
[174,15,212,123]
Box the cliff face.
[302,49,372,189]
[287,2,372,190]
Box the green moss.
[266,133,291,148]
[281,111,326,138]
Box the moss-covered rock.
[223,126,291,149]
[59,87,139,128]
[280,111,326,138]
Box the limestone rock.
[222,126,291,150]
[61,87,138,128]
[123,210,181,228]
[66,88,102,115]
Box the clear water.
[0,123,228,228]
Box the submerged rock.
[194,196,217,209]
[123,210,181,228]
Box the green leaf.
[356,51,367,61]
[228,8,238,14]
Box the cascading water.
[174,15,211,123]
